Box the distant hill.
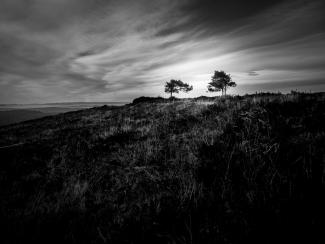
[1,93,325,243]
[0,109,54,126]
[0,102,125,126]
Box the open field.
[1,93,325,243]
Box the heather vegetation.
[1,92,325,243]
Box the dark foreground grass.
[0,93,325,243]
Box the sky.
[0,0,324,103]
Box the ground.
[1,93,325,243]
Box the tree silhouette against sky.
[208,70,236,96]
[165,79,193,98]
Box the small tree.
[165,79,193,98]
[207,70,236,96]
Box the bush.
[132,96,167,105]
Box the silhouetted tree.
[208,70,236,96]
[165,79,193,98]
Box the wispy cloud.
[0,0,324,103]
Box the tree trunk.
[170,91,173,98]
[224,86,227,96]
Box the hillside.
[1,93,325,243]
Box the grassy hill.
[1,93,325,243]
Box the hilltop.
[1,93,325,243]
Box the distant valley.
[0,102,126,126]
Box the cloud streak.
[0,0,324,103]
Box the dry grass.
[0,92,325,243]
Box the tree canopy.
[207,70,236,95]
[165,79,193,97]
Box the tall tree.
[207,70,236,96]
[165,79,193,98]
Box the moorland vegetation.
[1,92,325,243]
